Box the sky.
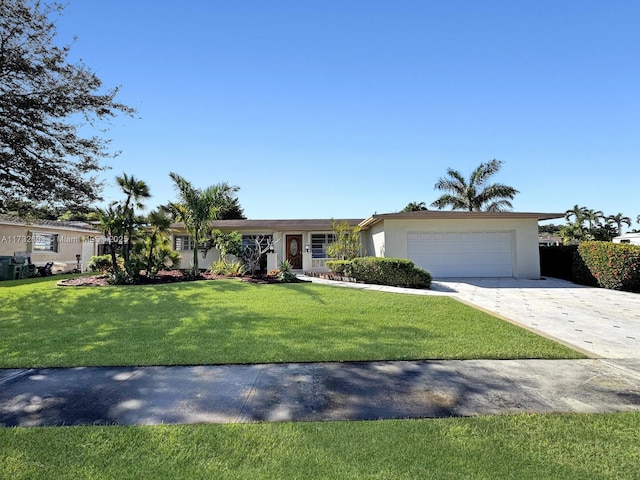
[53,0,639,227]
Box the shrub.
[577,241,640,292]
[330,257,431,289]
[276,259,297,282]
[325,260,351,275]
[209,259,247,276]
[87,254,124,274]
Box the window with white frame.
[32,232,58,252]
[311,233,336,258]
[174,235,195,251]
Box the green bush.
[276,259,297,282]
[328,257,431,289]
[325,260,351,275]
[209,259,247,276]
[577,241,640,292]
[87,254,124,274]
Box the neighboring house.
[172,210,563,279]
[613,232,640,245]
[538,235,562,246]
[0,214,100,273]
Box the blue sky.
[55,1,639,227]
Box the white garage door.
[407,232,513,277]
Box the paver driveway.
[436,277,640,359]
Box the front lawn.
[2,413,639,479]
[0,276,584,368]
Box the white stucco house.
[613,232,640,245]
[171,210,564,279]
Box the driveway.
[435,277,640,359]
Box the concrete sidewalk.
[2,359,640,427]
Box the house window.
[311,233,336,258]
[174,235,195,251]
[32,232,58,252]
[241,234,273,252]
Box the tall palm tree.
[564,204,587,227]
[606,213,632,236]
[168,172,239,276]
[583,208,604,231]
[430,159,519,212]
[402,201,428,212]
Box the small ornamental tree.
[210,229,243,260]
[326,220,362,260]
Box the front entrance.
[286,234,303,269]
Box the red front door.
[286,235,303,269]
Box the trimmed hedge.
[325,260,350,275]
[326,257,432,289]
[577,241,640,292]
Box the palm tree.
[95,203,125,274]
[116,173,150,264]
[564,204,587,227]
[430,159,519,212]
[606,213,632,236]
[168,172,239,277]
[402,201,428,212]
[583,208,604,231]
[143,209,174,277]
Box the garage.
[407,231,513,277]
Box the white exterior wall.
[366,221,386,257]
[363,218,542,279]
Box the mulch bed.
[57,270,305,287]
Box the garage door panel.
[407,231,513,278]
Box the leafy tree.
[430,159,519,211]
[219,197,246,219]
[326,220,362,260]
[0,0,135,213]
[591,223,617,242]
[538,223,562,235]
[606,213,632,236]
[168,172,239,277]
[402,201,428,212]
[210,229,243,259]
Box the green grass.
[0,276,584,367]
[1,413,639,479]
